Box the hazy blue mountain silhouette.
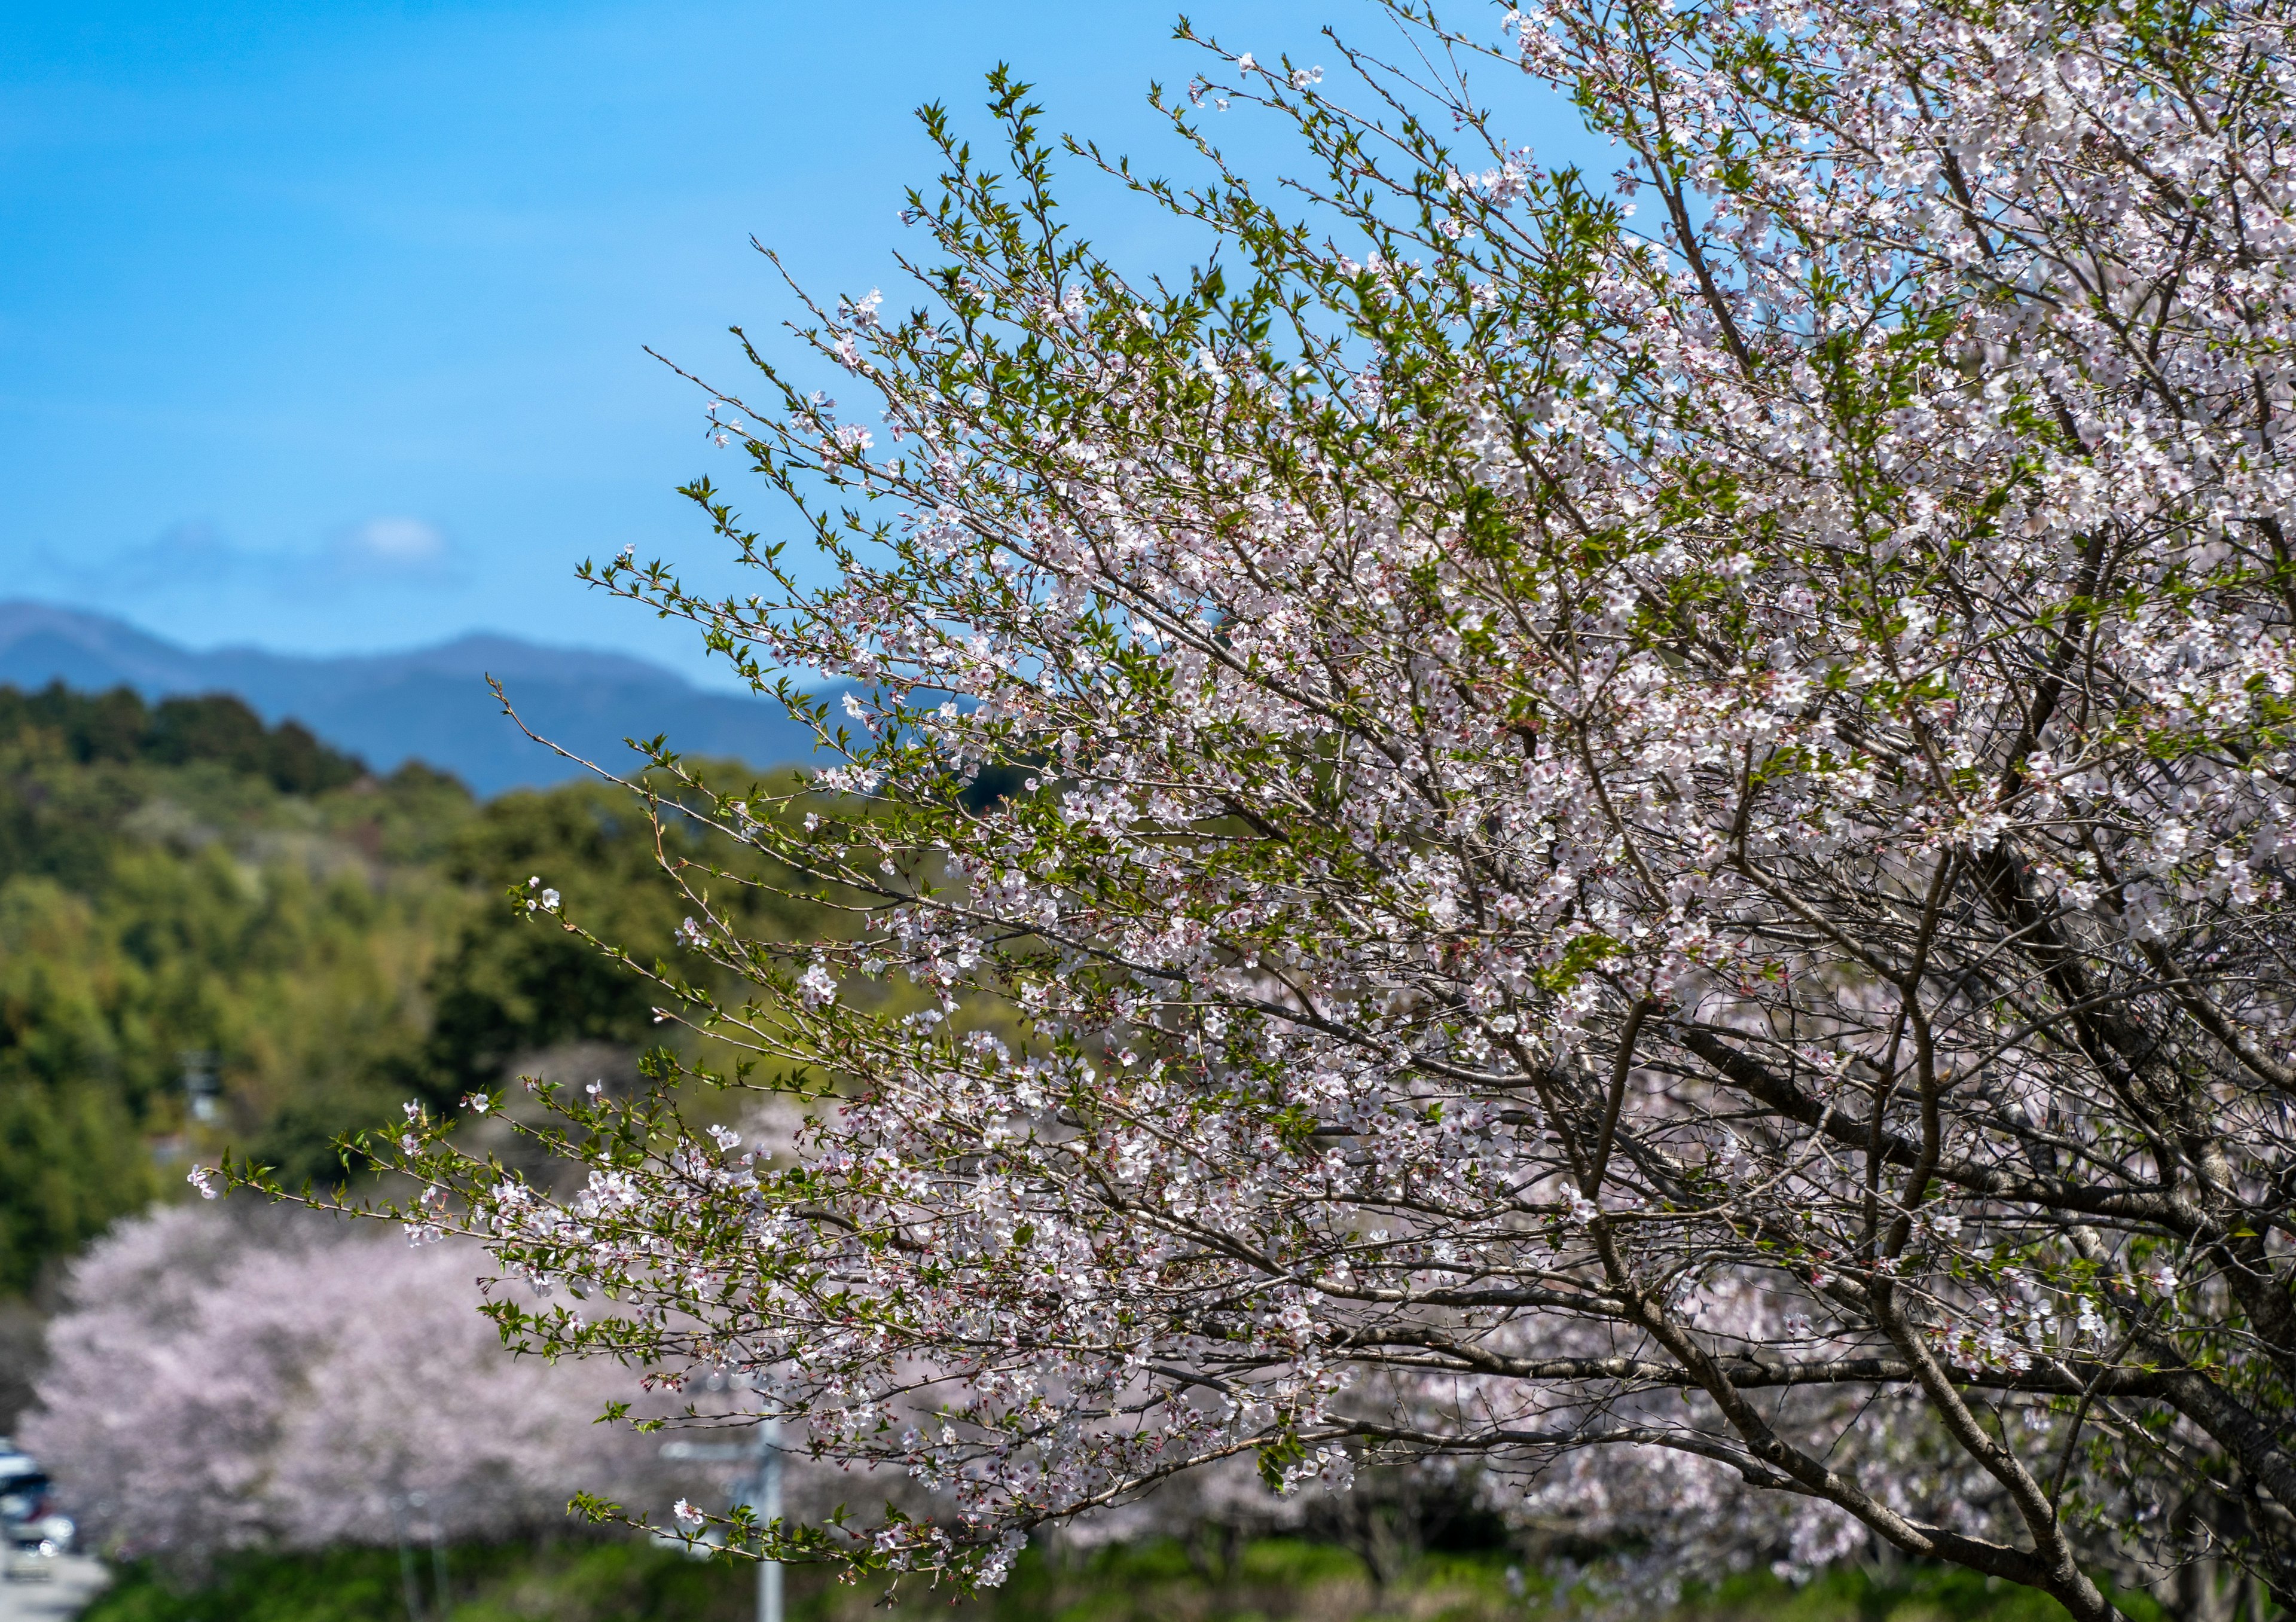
[0,601,829,796]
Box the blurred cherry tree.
[22,1205,709,1565]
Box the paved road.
[0,1557,108,1622]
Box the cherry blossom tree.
[237,0,2296,1615]
[20,1205,712,1563]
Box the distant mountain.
[0,602,827,796]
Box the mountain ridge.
[0,601,825,796]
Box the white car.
[0,1440,75,1581]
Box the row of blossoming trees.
[217,0,2296,1617]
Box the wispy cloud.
[74,520,249,594]
[329,516,450,576]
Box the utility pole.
[661,1409,782,1622]
[387,1493,425,1622]
[733,1415,783,1622]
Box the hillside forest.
[0,680,828,1422]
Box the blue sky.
[1,0,1586,688]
